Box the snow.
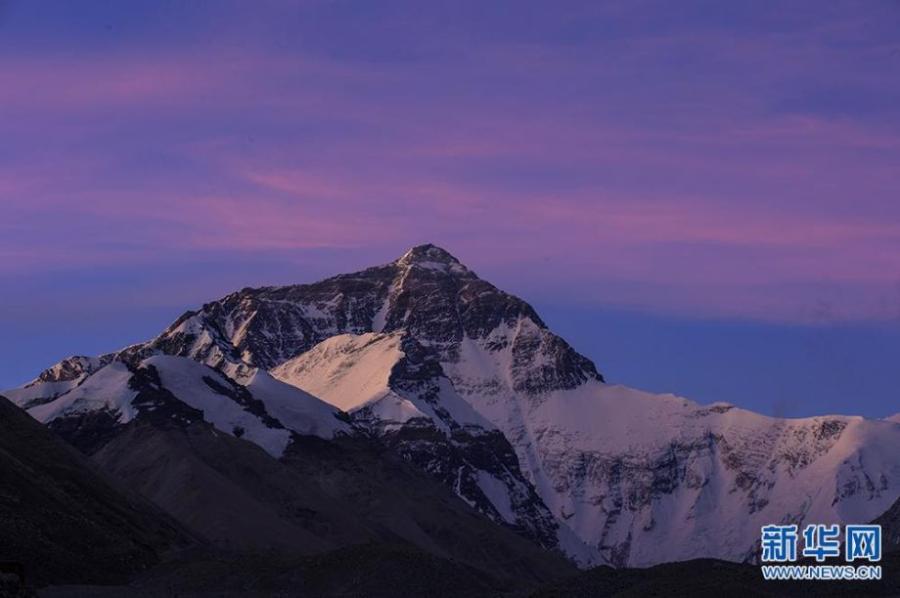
[143,355,294,457]
[371,295,390,333]
[273,333,401,412]
[26,361,139,424]
[426,376,495,430]
[395,246,470,275]
[4,378,81,407]
[475,469,516,524]
[3,355,111,409]
[365,394,432,430]
[271,332,436,432]
[243,368,350,438]
[272,332,493,433]
[6,353,348,459]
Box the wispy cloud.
[2,0,899,324]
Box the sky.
[2,0,899,417]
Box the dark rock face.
[33,355,110,384]
[345,334,564,552]
[128,365,208,428]
[46,408,124,456]
[378,424,561,551]
[199,374,285,429]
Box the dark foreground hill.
[41,544,506,598]
[36,549,900,598]
[0,395,191,587]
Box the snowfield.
[9,354,350,459]
[273,332,492,433]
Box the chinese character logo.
[801,524,841,561]
[845,525,881,562]
[761,524,798,562]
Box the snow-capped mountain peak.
[133,244,603,392]
[394,243,473,277]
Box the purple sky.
[3,1,900,416]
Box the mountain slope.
[484,382,900,565]
[0,395,191,586]
[4,354,574,588]
[273,331,567,552]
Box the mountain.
[873,495,900,553]
[0,394,191,586]
[8,244,900,569]
[129,243,599,559]
[5,353,572,590]
[271,331,566,552]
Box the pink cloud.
[2,5,899,325]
